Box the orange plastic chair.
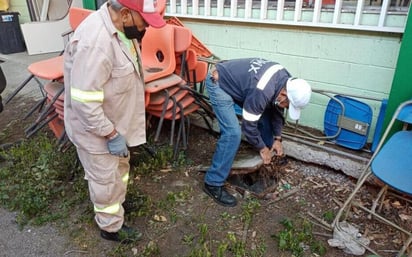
[141,24,177,83]
[4,55,64,105]
[68,7,93,31]
[156,0,166,17]
[22,7,93,141]
[4,7,93,105]
[174,26,192,77]
[166,17,213,58]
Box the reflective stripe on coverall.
[77,148,130,232]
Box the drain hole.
[228,156,288,198]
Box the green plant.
[198,223,209,243]
[273,218,326,257]
[227,232,246,257]
[322,210,335,223]
[183,234,195,245]
[241,197,261,225]
[130,144,187,176]
[0,134,86,226]
[139,241,161,257]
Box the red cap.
[118,0,166,28]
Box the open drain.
[227,156,289,199]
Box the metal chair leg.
[35,86,64,123]
[169,96,178,146]
[23,97,47,120]
[4,74,35,104]
[154,89,171,142]
[25,112,59,138]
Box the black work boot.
[100,224,142,244]
[203,183,237,207]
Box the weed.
[131,144,187,176]
[227,232,246,256]
[198,223,209,243]
[183,234,195,245]
[241,197,261,225]
[186,242,212,257]
[322,210,335,223]
[220,211,237,220]
[140,241,161,256]
[273,218,326,257]
[0,134,86,226]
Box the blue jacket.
[215,58,290,150]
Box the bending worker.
[203,57,312,207]
[63,0,165,243]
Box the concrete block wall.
[178,19,401,142]
[8,0,30,23]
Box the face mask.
[123,12,146,42]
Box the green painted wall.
[8,0,30,23]
[383,10,412,135]
[176,19,401,142]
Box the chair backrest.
[174,26,192,53]
[371,99,412,163]
[69,7,94,31]
[388,100,412,132]
[166,17,213,58]
[370,100,412,195]
[397,100,412,128]
[141,24,176,82]
[191,61,208,83]
[156,0,167,17]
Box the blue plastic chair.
[332,99,412,257]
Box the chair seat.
[44,81,65,99]
[27,56,64,80]
[372,130,412,195]
[145,73,183,93]
[147,85,180,106]
[147,88,189,111]
[148,97,198,119]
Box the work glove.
[107,133,128,157]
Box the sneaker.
[203,183,237,207]
[100,225,142,244]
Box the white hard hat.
[286,78,312,120]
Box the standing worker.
[203,58,312,207]
[63,0,165,243]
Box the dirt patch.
[0,97,39,146]
[1,96,411,257]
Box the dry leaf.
[399,213,412,221]
[368,233,386,240]
[153,214,167,222]
[392,237,403,245]
[391,200,402,209]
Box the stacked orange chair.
[142,24,205,155]
[23,7,93,147]
[165,18,216,135]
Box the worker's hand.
[107,133,128,157]
[259,147,272,165]
[271,139,283,156]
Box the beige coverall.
[63,3,146,232]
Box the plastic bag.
[328,221,370,255]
